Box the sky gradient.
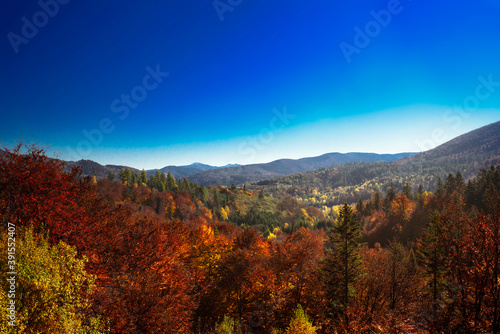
[1,1,499,169]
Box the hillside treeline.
[1,144,499,333]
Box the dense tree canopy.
[1,144,499,333]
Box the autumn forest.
[0,140,499,334]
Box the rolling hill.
[62,152,413,184]
[5,121,497,193]
[64,160,141,179]
[0,149,141,180]
[60,161,239,180]
[397,120,500,166]
[250,121,500,206]
[150,162,240,178]
[187,152,415,186]
[0,148,412,185]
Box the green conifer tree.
[322,203,363,326]
[384,183,396,214]
[166,172,176,191]
[418,212,448,318]
[403,181,412,198]
[140,169,147,185]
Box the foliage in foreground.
[0,228,106,333]
[1,144,499,333]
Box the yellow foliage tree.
[300,208,312,221]
[285,304,316,334]
[165,193,177,219]
[0,228,106,333]
[192,225,231,275]
[220,207,228,221]
[200,207,213,220]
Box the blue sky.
[1,0,499,169]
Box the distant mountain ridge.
[60,152,414,183]
[148,162,241,178]
[65,160,141,179]
[62,161,243,180]
[0,151,139,180]
[0,146,415,184]
[187,152,415,186]
[250,120,500,206]
[3,122,497,192]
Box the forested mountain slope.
[188,152,414,186]
[251,121,500,207]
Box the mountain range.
[250,120,500,206]
[0,147,415,185]
[2,121,498,191]
[187,152,415,186]
[63,152,415,185]
[165,118,500,186]
[149,162,241,178]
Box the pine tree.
[119,168,127,183]
[213,189,220,213]
[435,177,445,199]
[166,172,176,191]
[356,199,364,215]
[372,191,381,211]
[107,171,115,181]
[455,172,465,191]
[417,212,448,319]
[159,172,167,191]
[384,183,396,214]
[403,181,412,199]
[386,242,420,310]
[444,173,456,195]
[323,203,363,326]
[159,181,166,192]
[147,172,156,189]
[182,178,192,192]
[125,168,132,183]
[196,184,209,203]
[140,169,147,185]
[130,172,137,185]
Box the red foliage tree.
[0,143,108,247]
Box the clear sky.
[1,0,499,169]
